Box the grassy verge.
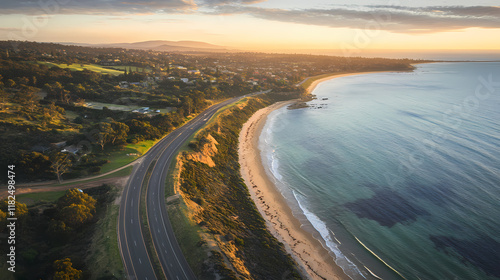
[87,187,125,279]
[53,166,133,188]
[99,140,157,174]
[17,190,66,206]
[140,160,167,280]
[161,98,246,278]
[166,198,207,278]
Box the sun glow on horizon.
[0,2,499,52]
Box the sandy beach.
[305,71,397,94]
[238,100,350,280]
[239,71,404,279]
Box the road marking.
[170,263,172,267]
[131,199,133,207]
[134,240,137,246]
[162,242,165,247]
[139,258,142,264]
[177,276,180,280]
[131,219,133,224]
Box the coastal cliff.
[171,92,304,280]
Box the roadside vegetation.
[0,185,124,279]
[170,91,305,279]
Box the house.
[132,107,150,114]
[61,145,80,154]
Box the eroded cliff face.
[171,96,303,280]
[174,131,253,279]
[185,134,219,167]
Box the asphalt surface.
[118,91,270,280]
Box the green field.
[109,65,152,73]
[36,61,124,76]
[99,140,157,173]
[17,190,66,206]
[53,166,133,188]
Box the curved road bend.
[119,90,270,280]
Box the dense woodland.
[0,40,418,183]
[0,185,120,279]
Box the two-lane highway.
[118,91,270,280]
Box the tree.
[95,122,114,150]
[182,96,193,115]
[57,189,96,227]
[0,199,28,218]
[110,121,129,145]
[57,188,96,210]
[59,204,94,227]
[0,89,8,110]
[50,152,72,183]
[19,151,52,180]
[13,86,39,113]
[53,258,82,280]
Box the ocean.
[259,62,500,280]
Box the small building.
[119,81,129,88]
[188,70,201,75]
[61,145,80,154]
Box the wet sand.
[238,101,350,280]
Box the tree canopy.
[53,258,82,280]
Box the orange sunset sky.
[1,0,499,52]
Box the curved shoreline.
[238,100,350,280]
[239,71,409,279]
[305,71,400,94]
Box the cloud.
[209,5,500,33]
[0,0,197,15]
[0,27,21,32]
[201,0,266,6]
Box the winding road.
[118,91,270,280]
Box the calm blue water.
[260,62,500,280]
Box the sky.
[0,0,499,52]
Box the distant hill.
[60,40,231,53]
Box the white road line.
[134,240,137,246]
[131,219,133,224]
[139,258,142,264]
